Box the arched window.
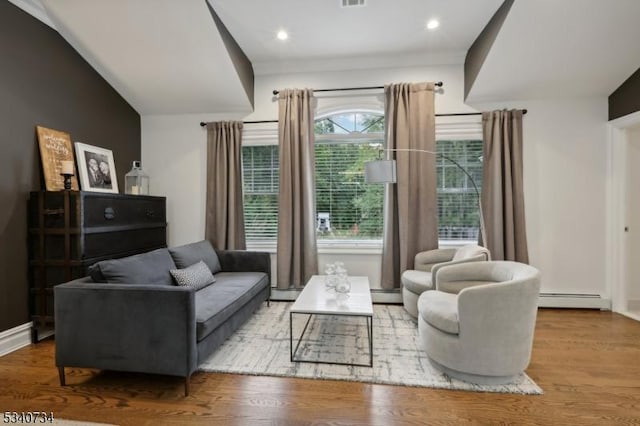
[314,111,384,241]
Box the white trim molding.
[606,111,640,316]
[0,323,33,357]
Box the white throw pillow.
[170,260,216,290]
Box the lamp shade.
[364,160,397,183]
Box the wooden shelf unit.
[27,191,167,342]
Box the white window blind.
[314,140,384,240]
[241,115,483,245]
[436,139,483,241]
[242,145,279,241]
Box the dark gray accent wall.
[609,67,640,121]
[207,2,254,109]
[464,0,514,100]
[0,2,140,333]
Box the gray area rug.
[199,302,542,394]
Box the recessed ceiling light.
[277,30,288,40]
[426,19,439,30]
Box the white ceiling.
[11,0,640,114]
[466,0,640,103]
[40,0,253,115]
[209,0,503,70]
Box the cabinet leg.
[31,327,39,344]
[58,367,66,386]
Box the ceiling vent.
[342,0,365,7]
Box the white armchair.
[401,245,490,318]
[417,261,541,384]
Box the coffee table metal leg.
[290,312,314,362]
[290,312,374,367]
[368,315,373,367]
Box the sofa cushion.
[93,248,176,285]
[169,240,221,274]
[194,272,268,341]
[418,290,459,335]
[170,260,216,290]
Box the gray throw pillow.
[93,248,177,285]
[170,260,216,290]
[168,240,221,274]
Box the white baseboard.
[618,311,640,322]
[627,299,640,311]
[0,323,33,357]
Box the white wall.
[246,64,474,121]
[142,64,612,299]
[142,64,473,290]
[142,112,243,246]
[472,97,609,296]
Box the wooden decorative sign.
[36,126,79,191]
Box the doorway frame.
[607,110,640,320]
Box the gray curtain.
[276,89,318,289]
[481,109,529,262]
[205,121,246,250]
[381,82,438,289]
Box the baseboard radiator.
[538,293,610,309]
[271,289,610,309]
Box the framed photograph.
[36,126,79,191]
[74,142,119,193]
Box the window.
[241,113,483,246]
[242,145,279,241]
[314,112,384,241]
[436,139,483,241]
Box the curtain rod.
[271,81,443,96]
[198,109,527,127]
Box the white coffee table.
[289,275,373,367]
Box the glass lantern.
[125,161,149,195]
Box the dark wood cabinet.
[28,191,167,342]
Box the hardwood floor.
[1,309,639,425]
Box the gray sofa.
[54,240,270,396]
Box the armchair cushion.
[414,248,456,272]
[418,290,459,335]
[452,245,490,261]
[169,240,221,274]
[401,270,433,294]
[436,279,496,294]
[170,260,216,290]
[91,248,176,285]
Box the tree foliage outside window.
[242,111,482,244]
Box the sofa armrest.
[217,250,271,284]
[414,248,456,272]
[54,280,197,378]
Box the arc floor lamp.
[364,148,487,245]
